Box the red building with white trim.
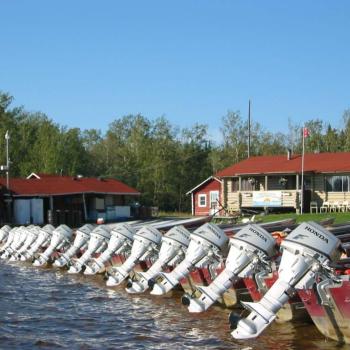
[186,176,222,216]
[0,173,140,225]
[188,152,350,216]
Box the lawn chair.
[330,201,340,212]
[320,201,330,213]
[310,201,318,213]
[340,201,350,212]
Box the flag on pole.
[5,130,9,140]
[303,127,310,138]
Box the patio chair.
[320,201,331,213]
[310,201,318,213]
[330,201,340,212]
[340,201,350,212]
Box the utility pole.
[0,131,11,223]
[248,99,251,158]
[5,130,10,190]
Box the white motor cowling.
[11,226,41,261]
[231,221,342,340]
[20,224,55,261]
[1,226,27,259]
[106,225,162,287]
[150,223,229,296]
[53,224,95,267]
[0,227,18,258]
[33,225,72,266]
[126,225,191,294]
[184,224,277,313]
[68,225,111,273]
[84,223,136,275]
[0,225,11,244]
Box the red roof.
[0,174,140,196]
[216,152,350,177]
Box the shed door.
[209,191,220,215]
[31,198,44,224]
[14,199,31,224]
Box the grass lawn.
[156,210,350,225]
[258,211,350,224]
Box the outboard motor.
[184,224,277,313]
[106,226,162,287]
[20,224,55,261]
[231,221,342,340]
[33,225,72,266]
[0,225,11,244]
[150,223,229,296]
[53,224,94,267]
[126,225,191,293]
[84,223,136,275]
[11,226,41,261]
[68,225,111,273]
[1,226,26,259]
[0,227,18,257]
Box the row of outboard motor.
[0,220,345,341]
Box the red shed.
[186,176,222,216]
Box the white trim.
[186,176,222,195]
[191,193,194,215]
[209,190,219,206]
[26,172,41,179]
[209,190,220,215]
[198,194,207,207]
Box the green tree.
[220,110,247,166]
[342,109,350,151]
[324,124,341,152]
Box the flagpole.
[301,126,305,214]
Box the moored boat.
[125,225,191,294]
[33,225,72,267]
[67,225,111,273]
[230,221,342,340]
[297,254,350,344]
[182,224,277,313]
[106,226,162,287]
[150,223,229,296]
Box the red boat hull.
[298,277,350,344]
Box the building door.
[14,199,31,224]
[31,198,44,224]
[209,191,220,215]
[303,189,312,213]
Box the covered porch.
[224,174,306,213]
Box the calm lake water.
[0,260,349,350]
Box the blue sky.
[1,1,349,141]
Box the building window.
[198,194,207,207]
[326,175,350,192]
[241,177,261,191]
[231,178,239,192]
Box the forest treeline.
[1,91,350,211]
